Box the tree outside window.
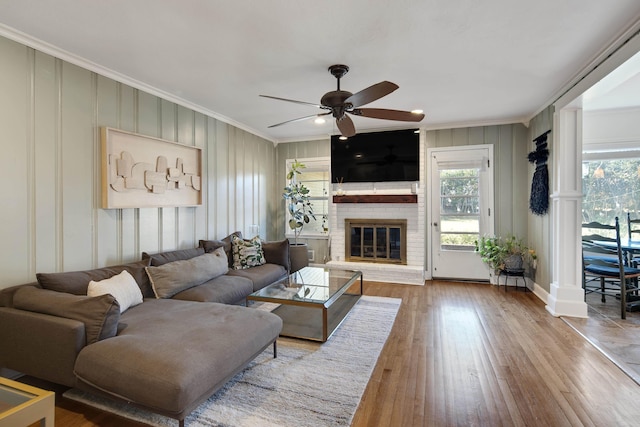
[582,157,640,237]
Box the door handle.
[433,222,438,227]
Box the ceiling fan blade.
[345,81,399,108]
[268,112,331,128]
[336,115,356,137]
[354,108,425,122]
[260,94,324,109]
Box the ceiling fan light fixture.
[314,117,326,124]
[261,65,425,136]
[339,135,348,140]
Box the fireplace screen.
[346,219,407,264]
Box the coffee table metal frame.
[247,266,363,342]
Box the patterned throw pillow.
[232,235,266,269]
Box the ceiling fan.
[260,64,425,137]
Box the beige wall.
[528,106,554,292]
[0,36,277,289]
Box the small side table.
[0,377,55,427]
[498,268,528,292]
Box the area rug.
[63,295,401,427]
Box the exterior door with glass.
[429,145,494,280]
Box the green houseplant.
[475,235,536,271]
[283,160,316,272]
[283,160,316,243]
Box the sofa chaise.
[0,233,290,426]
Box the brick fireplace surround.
[326,182,426,285]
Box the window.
[582,155,640,237]
[285,158,330,237]
[438,168,480,249]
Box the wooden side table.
[0,377,55,427]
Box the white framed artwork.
[101,127,202,208]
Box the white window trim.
[285,157,330,239]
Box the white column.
[546,107,588,318]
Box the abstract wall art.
[101,127,202,208]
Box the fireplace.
[345,219,407,264]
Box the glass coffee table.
[0,377,55,427]
[247,266,362,342]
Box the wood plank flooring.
[19,280,640,426]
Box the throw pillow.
[36,259,151,296]
[262,239,291,270]
[13,286,120,345]
[199,231,243,268]
[87,270,144,313]
[146,248,229,298]
[141,247,205,266]
[232,235,266,270]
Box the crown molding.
[0,23,277,145]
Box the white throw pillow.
[88,269,143,313]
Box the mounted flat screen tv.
[331,128,419,183]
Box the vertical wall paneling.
[452,128,469,145]
[33,51,58,274]
[136,91,161,255]
[159,100,177,250]
[529,106,554,292]
[245,133,256,237]
[177,105,196,249]
[215,122,229,235]
[0,38,29,284]
[206,117,217,239]
[468,127,485,146]
[26,49,35,278]
[512,124,529,239]
[60,62,94,271]
[194,112,207,244]
[95,76,119,266]
[0,34,279,289]
[228,126,238,233]
[236,129,246,235]
[117,84,137,261]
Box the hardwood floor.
[351,281,640,427]
[19,280,640,426]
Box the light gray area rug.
[64,295,401,427]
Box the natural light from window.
[582,157,640,237]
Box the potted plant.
[283,160,316,272]
[475,235,537,272]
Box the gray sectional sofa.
[0,232,290,426]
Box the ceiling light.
[339,135,348,140]
[411,109,423,115]
[314,117,326,124]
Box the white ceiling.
[1,0,639,143]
